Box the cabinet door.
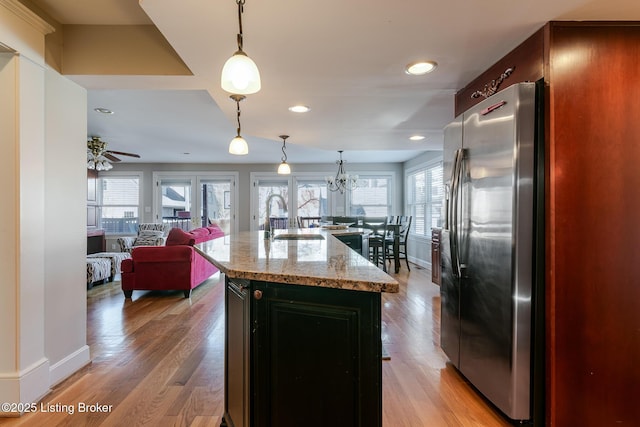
[224,278,251,427]
[334,234,363,255]
[252,281,381,427]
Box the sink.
[273,233,325,240]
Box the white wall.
[44,69,90,384]
[0,3,51,407]
[0,1,88,410]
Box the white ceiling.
[25,0,640,164]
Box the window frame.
[249,172,332,231]
[405,159,443,239]
[96,171,144,236]
[345,172,394,218]
[151,171,239,234]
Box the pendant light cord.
[236,99,242,137]
[281,140,287,163]
[236,0,245,51]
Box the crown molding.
[0,0,55,35]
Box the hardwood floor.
[0,266,512,426]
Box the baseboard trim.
[408,256,430,270]
[49,345,91,387]
[0,357,50,415]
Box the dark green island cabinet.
[333,233,367,256]
[223,277,382,427]
[194,229,398,427]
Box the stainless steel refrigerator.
[440,82,544,423]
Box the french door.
[153,172,238,234]
[250,173,330,231]
[198,177,234,235]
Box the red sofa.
[121,225,225,298]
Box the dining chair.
[332,216,359,226]
[362,217,388,271]
[385,215,412,271]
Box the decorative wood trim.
[470,68,514,99]
[0,0,55,35]
[455,27,545,116]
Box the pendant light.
[277,135,291,175]
[229,95,249,155]
[221,0,261,95]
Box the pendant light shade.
[277,135,291,174]
[277,162,291,175]
[221,52,261,95]
[229,94,249,155]
[221,0,261,95]
[229,135,249,155]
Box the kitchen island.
[195,228,398,427]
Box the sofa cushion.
[166,228,196,246]
[131,245,195,263]
[190,228,211,244]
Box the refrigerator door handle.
[444,184,450,230]
[457,150,467,277]
[450,148,464,278]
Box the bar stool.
[385,215,412,271]
[362,217,388,271]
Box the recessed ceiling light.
[288,105,310,113]
[405,61,438,76]
[409,135,426,141]
[94,107,114,114]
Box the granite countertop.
[195,228,399,293]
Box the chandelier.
[87,138,113,171]
[326,151,358,194]
[220,0,261,95]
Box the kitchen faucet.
[264,193,288,238]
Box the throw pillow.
[132,230,165,247]
[138,223,170,236]
[133,234,161,246]
[139,230,164,238]
[166,228,196,246]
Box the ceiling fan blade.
[103,153,122,162]
[106,150,140,158]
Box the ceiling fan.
[87,136,140,170]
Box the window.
[406,162,443,237]
[296,179,328,218]
[348,176,392,217]
[98,174,141,234]
[159,177,193,230]
[256,178,290,230]
[153,172,238,234]
[250,173,331,230]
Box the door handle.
[449,148,464,278]
[253,290,263,300]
